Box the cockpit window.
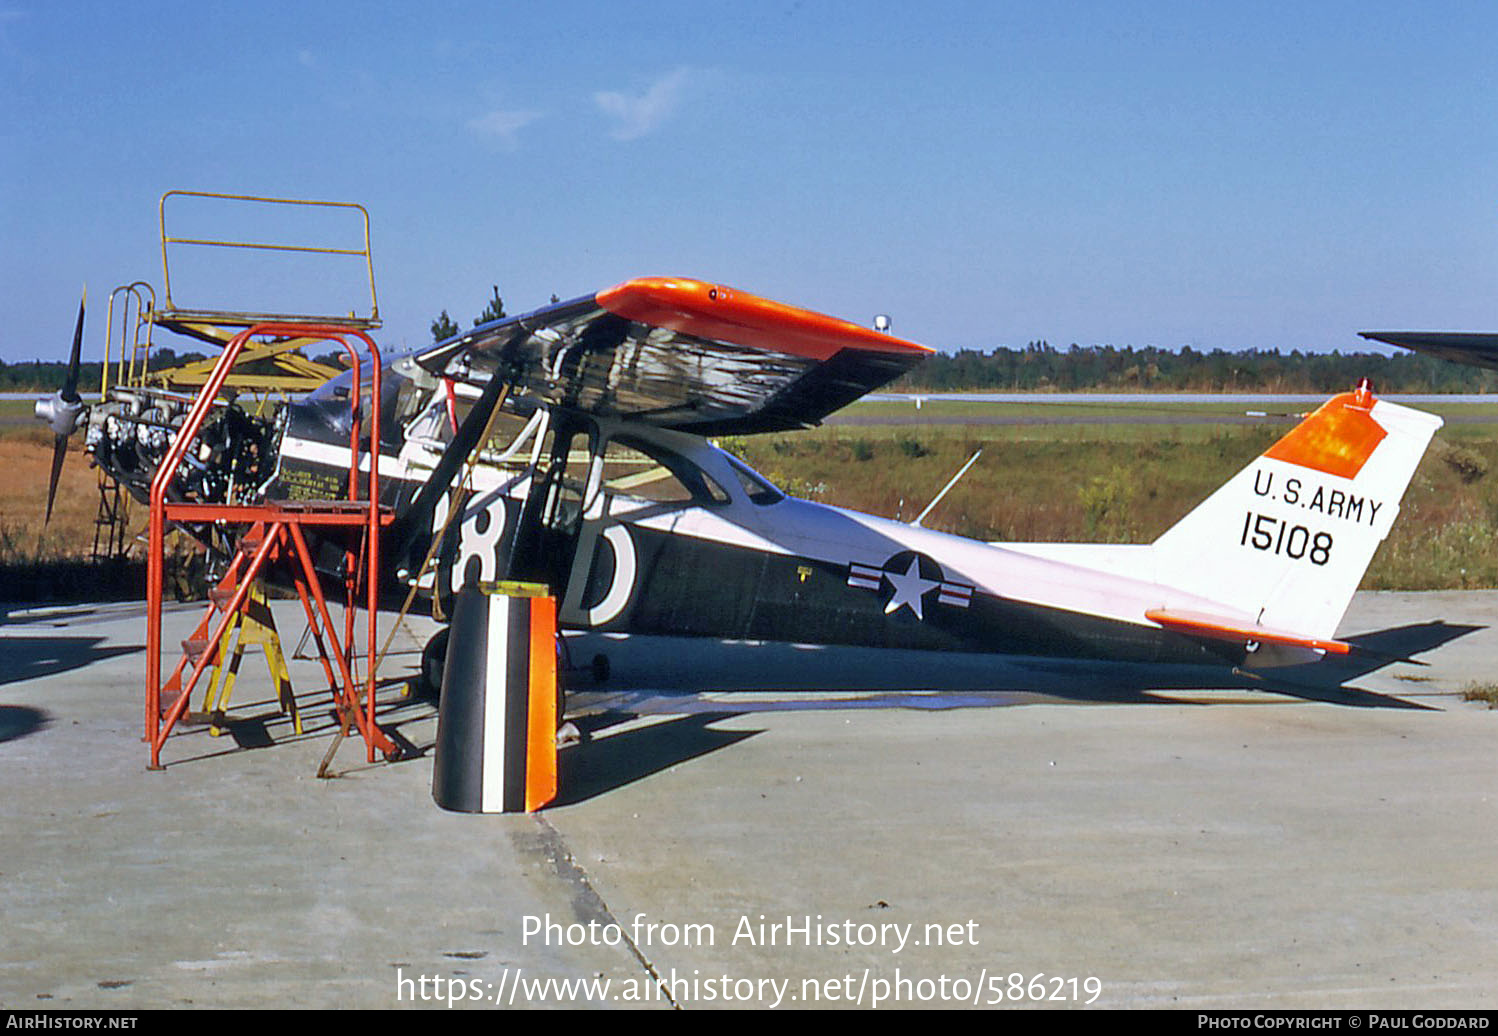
[723,453,784,505]
[401,381,537,461]
[602,437,729,505]
[304,367,413,449]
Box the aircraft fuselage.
[265,382,1246,672]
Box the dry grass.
[0,426,127,564]
[732,425,1278,544]
[6,407,1498,593]
[1362,437,1498,590]
[733,425,1498,590]
[1461,682,1498,708]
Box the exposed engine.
[85,387,285,507]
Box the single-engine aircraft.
[40,277,1443,702]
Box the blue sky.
[3,1,1498,362]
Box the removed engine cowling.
[86,387,284,507]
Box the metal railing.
[158,190,380,327]
[100,281,157,395]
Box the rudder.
[1151,381,1442,641]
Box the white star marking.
[883,557,940,620]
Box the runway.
[1,592,1495,1009]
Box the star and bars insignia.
[846,552,974,620]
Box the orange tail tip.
[1263,382,1388,480]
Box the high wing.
[415,276,932,434]
[1359,330,1498,371]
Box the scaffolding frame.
[145,323,395,769]
[91,192,373,559]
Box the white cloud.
[467,107,543,150]
[594,66,700,142]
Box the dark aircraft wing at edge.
[415,276,933,435]
[1358,330,1498,372]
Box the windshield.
[303,366,412,448]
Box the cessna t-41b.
[56,276,1443,697]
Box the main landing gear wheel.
[419,627,449,699]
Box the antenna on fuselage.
[911,449,982,528]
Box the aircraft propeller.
[34,288,88,522]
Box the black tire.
[419,627,450,700]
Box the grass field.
[733,399,1498,590]
[0,422,120,565]
[4,396,1498,591]
[838,396,1498,426]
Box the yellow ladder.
[198,582,300,737]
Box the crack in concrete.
[525,813,679,1009]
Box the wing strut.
[389,348,525,572]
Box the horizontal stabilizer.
[1145,608,1352,655]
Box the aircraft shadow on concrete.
[0,636,143,687]
[1251,621,1484,710]
[1000,620,1480,711]
[135,620,1484,779]
[1338,620,1479,669]
[554,712,762,806]
[542,619,1482,801]
[567,620,1484,717]
[0,705,49,744]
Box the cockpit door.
[502,411,597,595]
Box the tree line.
[0,348,209,393]
[9,333,1496,396]
[890,342,1498,394]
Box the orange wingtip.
[1263,383,1386,479]
[1145,608,1352,655]
[597,277,933,362]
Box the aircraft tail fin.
[1150,381,1442,642]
